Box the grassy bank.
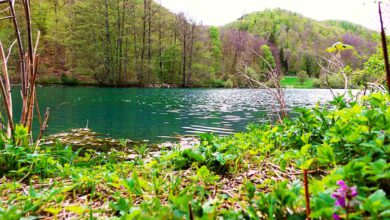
[0,93,389,219]
[281,76,314,88]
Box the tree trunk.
[182,25,187,87]
[104,0,112,84]
[140,0,148,85]
[147,0,152,82]
[187,24,196,86]
[379,2,390,92]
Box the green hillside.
[224,9,377,77]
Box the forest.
[0,0,382,87]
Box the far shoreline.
[10,83,338,90]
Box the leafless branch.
[317,53,349,97]
[6,39,16,61]
[0,0,46,142]
[0,15,12,21]
[0,7,10,14]
[235,43,288,121]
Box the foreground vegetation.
[0,92,389,219]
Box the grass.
[280,76,314,88]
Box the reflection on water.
[12,87,340,142]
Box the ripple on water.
[19,88,341,142]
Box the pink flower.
[332,180,358,208]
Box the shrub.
[312,78,321,88]
[36,75,59,84]
[210,79,228,88]
[327,74,345,89]
[297,70,309,84]
[60,74,79,86]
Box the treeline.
[0,1,378,87]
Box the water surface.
[12,87,339,142]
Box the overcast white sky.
[157,0,390,31]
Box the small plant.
[133,144,150,159]
[196,166,219,185]
[119,139,128,150]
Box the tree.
[279,47,288,74]
[260,45,276,78]
[209,26,222,74]
[178,13,189,87]
[3,1,376,88]
[301,52,319,77]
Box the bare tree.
[0,0,48,142]
[236,44,288,121]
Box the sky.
[157,0,390,31]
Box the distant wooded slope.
[0,3,378,87]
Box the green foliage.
[326,42,354,53]
[362,190,390,217]
[323,74,346,89]
[364,49,385,77]
[1,92,389,218]
[351,48,387,86]
[160,44,182,83]
[228,8,376,78]
[167,133,238,174]
[60,74,79,86]
[260,45,276,73]
[209,26,222,74]
[297,71,308,85]
[280,76,314,88]
[324,20,372,38]
[133,144,150,159]
[209,79,231,88]
[301,53,320,77]
[0,3,375,87]
[36,75,60,84]
[312,78,321,88]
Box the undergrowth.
[0,92,389,219]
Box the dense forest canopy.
[0,0,381,87]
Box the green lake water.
[12,87,338,143]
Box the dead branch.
[37,108,50,141]
[317,53,349,97]
[234,42,288,120]
[0,41,14,137]
[0,0,46,142]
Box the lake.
[12,87,339,143]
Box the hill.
[223,9,377,77]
